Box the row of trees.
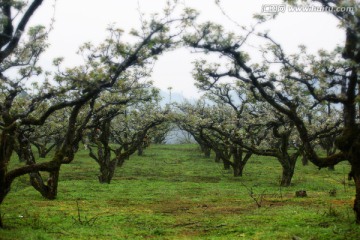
[1,0,360,226]
[0,0,196,227]
[172,86,340,186]
[180,0,360,222]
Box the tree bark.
[280,164,295,187]
[17,132,60,199]
[117,157,126,168]
[223,160,231,170]
[203,146,211,158]
[200,144,211,158]
[98,160,117,184]
[353,170,360,224]
[233,164,245,177]
[33,142,56,158]
[349,150,360,223]
[214,153,221,163]
[30,170,59,199]
[137,146,144,156]
[0,130,16,214]
[88,120,118,184]
[0,0,45,61]
[327,149,336,171]
[279,153,298,187]
[301,154,308,166]
[0,212,3,228]
[123,143,130,161]
[232,147,251,177]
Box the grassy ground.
[1,144,360,239]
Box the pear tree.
[184,0,360,221]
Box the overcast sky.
[27,0,346,100]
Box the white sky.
[27,0,346,100]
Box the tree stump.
[329,189,337,197]
[295,190,307,197]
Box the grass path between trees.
[1,144,360,239]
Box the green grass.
[1,144,360,239]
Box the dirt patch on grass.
[205,206,245,214]
[330,199,354,206]
[186,176,221,183]
[155,147,199,152]
[152,199,251,216]
[167,176,221,183]
[118,177,139,180]
[106,199,133,207]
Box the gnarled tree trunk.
[223,160,231,170]
[280,162,295,187]
[0,130,15,228]
[214,152,221,163]
[231,146,252,177]
[137,146,144,156]
[203,146,211,158]
[301,152,308,166]
[29,170,60,199]
[88,121,116,184]
[348,135,360,223]
[98,159,117,184]
[200,144,211,158]
[17,132,60,199]
[278,151,299,187]
[353,169,360,224]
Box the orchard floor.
[1,144,360,239]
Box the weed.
[239,181,266,208]
[71,200,99,226]
[278,185,283,200]
[324,204,341,218]
[152,228,166,236]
